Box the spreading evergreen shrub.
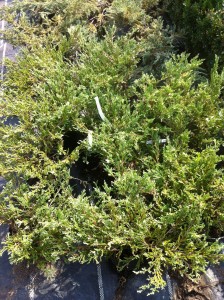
[0,0,224,295]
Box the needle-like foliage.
[0,0,224,295]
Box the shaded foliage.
[164,0,224,71]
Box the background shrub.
[164,0,224,71]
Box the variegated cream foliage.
[0,0,224,295]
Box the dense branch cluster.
[0,0,224,295]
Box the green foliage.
[0,0,100,46]
[165,0,224,71]
[0,0,224,296]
